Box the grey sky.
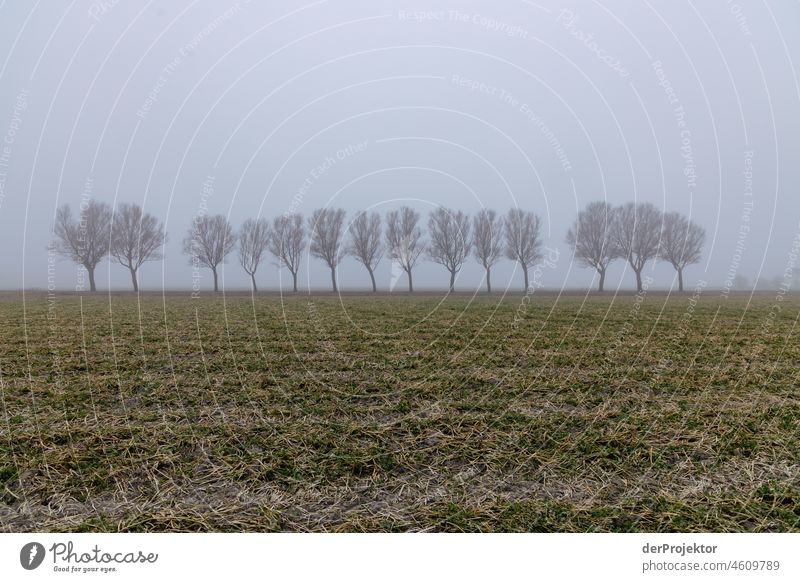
[1,0,799,292]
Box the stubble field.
[0,290,798,532]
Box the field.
[0,291,798,532]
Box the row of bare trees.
[182,206,543,293]
[52,201,703,293]
[53,201,166,292]
[566,201,705,292]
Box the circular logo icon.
[20,542,46,570]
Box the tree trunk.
[129,267,138,292]
[330,267,337,293]
[597,267,605,293]
[449,270,456,293]
[251,272,258,294]
[367,267,376,293]
[677,267,684,293]
[87,266,97,292]
[485,267,492,294]
[212,266,219,293]
[522,264,529,293]
[407,269,413,293]
[635,269,643,293]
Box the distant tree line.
[566,201,704,292]
[53,201,167,292]
[51,201,704,293]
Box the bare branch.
[347,211,383,292]
[386,207,424,292]
[659,211,705,292]
[238,217,272,292]
[659,212,704,269]
[505,208,542,291]
[182,214,235,292]
[473,209,504,269]
[473,209,504,294]
[309,208,346,292]
[268,213,306,292]
[53,201,112,292]
[565,201,617,292]
[427,207,471,292]
[110,203,167,291]
[611,202,662,292]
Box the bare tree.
[269,213,306,293]
[386,206,424,293]
[347,211,383,292]
[565,201,618,293]
[505,208,543,292]
[110,203,167,292]
[182,214,235,293]
[611,202,662,292]
[308,208,346,292]
[238,217,272,293]
[428,207,471,293]
[53,200,112,292]
[659,211,705,292]
[472,209,504,294]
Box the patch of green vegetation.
[0,292,797,531]
[0,465,17,486]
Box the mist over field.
[2,2,800,537]
[0,1,799,292]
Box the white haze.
[0,0,799,292]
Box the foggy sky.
[1,0,799,293]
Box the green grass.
[0,291,798,532]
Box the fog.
[1,0,799,293]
